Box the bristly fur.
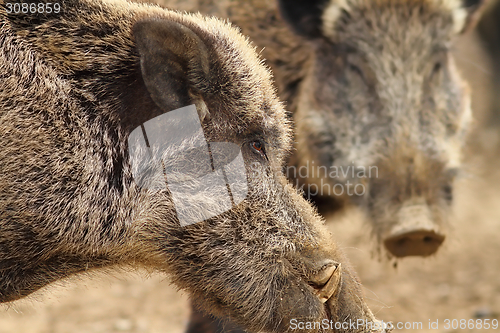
[0,0,385,332]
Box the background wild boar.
[285,0,488,257]
[159,0,488,259]
[282,0,487,259]
[0,0,388,332]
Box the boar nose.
[385,229,445,257]
[384,204,445,257]
[308,260,342,303]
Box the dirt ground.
[1,16,499,333]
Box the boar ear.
[278,0,331,38]
[133,19,211,113]
[453,0,489,33]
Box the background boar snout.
[384,204,445,257]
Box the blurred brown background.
[2,1,500,332]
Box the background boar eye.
[345,54,375,86]
[429,51,448,81]
[348,63,364,79]
[433,62,442,73]
[442,184,453,202]
[430,61,442,80]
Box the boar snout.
[283,249,390,333]
[300,254,343,304]
[384,204,445,257]
[310,262,342,303]
[276,256,342,329]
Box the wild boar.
[282,0,486,258]
[0,0,387,332]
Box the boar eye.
[345,54,374,86]
[348,63,364,79]
[430,61,442,80]
[433,62,441,73]
[429,50,448,81]
[251,140,267,158]
[442,184,453,202]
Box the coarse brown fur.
[156,0,487,258]
[0,0,387,332]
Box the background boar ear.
[278,0,330,38]
[455,0,488,33]
[133,19,210,113]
